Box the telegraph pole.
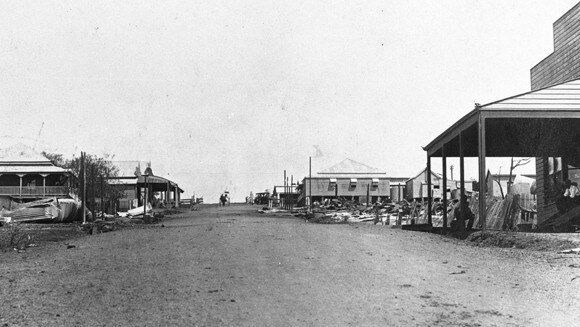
[450,165,454,181]
[309,157,312,212]
[81,152,87,224]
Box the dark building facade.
[531,3,580,224]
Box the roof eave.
[423,108,480,156]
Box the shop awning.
[424,78,580,158]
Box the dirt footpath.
[1,204,579,326]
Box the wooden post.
[143,175,147,217]
[166,181,170,207]
[136,185,141,208]
[478,114,487,231]
[175,185,179,208]
[17,174,24,198]
[284,170,287,209]
[367,184,370,207]
[459,131,466,231]
[442,144,447,233]
[291,175,294,211]
[427,156,432,226]
[41,174,47,196]
[81,152,86,224]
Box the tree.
[43,151,123,214]
[507,157,531,195]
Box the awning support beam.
[442,144,447,233]
[459,131,466,230]
[478,114,487,232]
[427,155,432,226]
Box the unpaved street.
[2,204,580,326]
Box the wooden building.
[272,184,299,207]
[405,168,458,201]
[388,177,409,203]
[0,144,72,208]
[108,161,184,211]
[299,158,390,205]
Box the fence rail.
[0,186,71,196]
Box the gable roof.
[407,168,443,182]
[318,158,385,175]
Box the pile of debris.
[291,198,409,225]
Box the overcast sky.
[1,1,577,202]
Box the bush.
[0,223,33,250]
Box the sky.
[1,1,578,202]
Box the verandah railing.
[0,186,71,196]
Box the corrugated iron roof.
[424,78,580,156]
[483,79,580,111]
[0,144,67,173]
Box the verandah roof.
[424,79,580,158]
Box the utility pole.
[309,157,312,212]
[290,175,293,211]
[367,184,370,207]
[450,165,454,181]
[91,164,96,221]
[81,152,86,224]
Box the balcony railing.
[0,186,71,197]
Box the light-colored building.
[405,168,458,201]
[299,158,390,205]
[488,174,535,198]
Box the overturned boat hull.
[1,198,79,223]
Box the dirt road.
[1,204,579,326]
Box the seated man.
[452,196,475,231]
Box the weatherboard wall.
[302,177,390,202]
[531,2,580,90]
